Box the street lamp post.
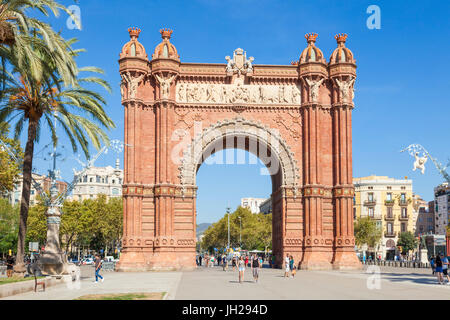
[238,216,242,248]
[227,206,231,251]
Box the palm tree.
[0,40,114,272]
[0,0,80,89]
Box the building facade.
[71,161,123,201]
[353,175,415,260]
[241,198,266,214]
[259,198,272,215]
[8,173,67,206]
[434,182,449,235]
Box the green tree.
[200,206,272,253]
[25,197,46,244]
[0,121,22,193]
[0,40,114,271]
[0,198,19,256]
[397,231,418,254]
[354,217,382,250]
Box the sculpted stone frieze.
[176,82,301,105]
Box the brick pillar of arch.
[331,103,362,269]
[300,104,333,269]
[117,100,147,271]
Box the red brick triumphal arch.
[115,27,362,271]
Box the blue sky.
[19,0,450,223]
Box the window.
[83,176,87,183]
[401,223,406,233]
[368,193,374,201]
[376,221,382,229]
[387,186,392,190]
[90,187,94,194]
[387,223,393,234]
[112,179,115,184]
[368,207,374,217]
[96,175,101,183]
[386,193,392,201]
[401,186,406,190]
[401,207,407,218]
[387,207,393,218]
[419,226,424,232]
[89,177,93,183]
[112,188,119,195]
[401,193,406,201]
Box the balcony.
[384,200,395,206]
[384,231,396,238]
[368,214,382,220]
[384,215,395,221]
[399,215,409,221]
[364,199,377,206]
[399,199,408,206]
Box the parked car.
[81,258,94,265]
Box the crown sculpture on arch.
[335,33,348,44]
[160,28,173,39]
[128,27,141,39]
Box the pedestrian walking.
[238,256,245,283]
[441,256,450,285]
[271,255,275,268]
[289,255,295,278]
[199,255,203,266]
[251,254,260,283]
[245,255,249,268]
[284,253,290,278]
[6,255,14,278]
[442,255,450,284]
[222,254,228,271]
[435,254,444,285]
[232,256,236,271]
[94,254,104,283]
[430,255,435,275]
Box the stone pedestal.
[38,212,71,275]
[419,249,429,264]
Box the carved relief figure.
[335,77,355,103]
[177,83,186,102]
[155,74,176,99]
[225,56,235,73]
[244,56,254,73]
[305,77,324,103]
[176,83,301,105]
[413,152,428,174]
[123,72,146,99]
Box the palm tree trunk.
[14,119,38,273]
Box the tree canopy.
[397,231,418,254]
[354,217,382,249]
[200,206,272,253]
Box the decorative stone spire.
[152,28,180,61]
[120,27,148,59]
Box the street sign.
[29,242,39,252]
[434,235,446,246]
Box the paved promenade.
[1,265,449,300]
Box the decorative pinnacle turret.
[160,28,173,40]
[305,33,318,44]
[128,27,141,40]
[335,33,348,46]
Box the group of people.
[284,254,297,278]
[196,252,301,283]
[430,253,450,285]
